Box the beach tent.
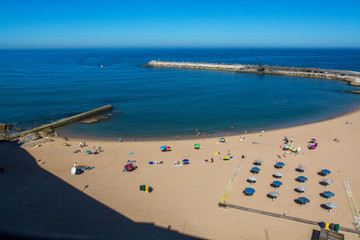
[297,176,308,182]
[269,191,280,201]
[251,167,260,174]
[220,138,226,143]
[254,159,263,166]
[194,144,200,149]
[296,186,307,194]
[297,197,310,207]
[325,202,338,213]
[247,176,258,185]
[272,181,283,189]
[274,172,283,178]
[244,188,255,197]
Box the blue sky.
[0,0,359,48]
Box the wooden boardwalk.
[219,163,242,203]
[218,202,360,235]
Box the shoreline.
[55,104,360,143]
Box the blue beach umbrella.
[244,187,255,197]
[220,138,226,142]
[283,145,290,149]
[323,191,335,198]
[275,162,285,168]
[311,139,317,141]
[130,152,134,155]
[298,197,310,207]
[272,181,283,188]
[182,159,190,164]
[321,169,331,176]
[251,167,261,174]
[297,176,308,182]
[160,146,166,150]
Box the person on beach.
[175,135,178,140]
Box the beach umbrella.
[321,169,331,176]
[182,159,190,164]
[296,186,307,194]
[129,152,134,155]
[272,181,283,189]
[194,144,200,149]
[220,138,226,142]
[124,163,136,172]
[283,145,290,149]
[325,202,338,213]
[275,162,285,168]
[297,197,310,207]
[247,176,258,185]
[274,172,283,178]
[311,139,317,141]
[254,159,263,166]
[297,165,307,172]
[323,179,334,186]
[244,187,255,197]
[297,176,308,182]
[251,167,260,174]
[160,146,166,150]
[166,146,171,150]
[224,156,230,160]
[269,191,280,201]
[323,191,335,198]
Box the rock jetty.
[144,60,360,86]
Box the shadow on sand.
[0,142,201,240]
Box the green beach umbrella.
[194,144,200,148]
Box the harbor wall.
[19,105,113,137]
[144,61,360,86]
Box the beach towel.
[173,163,182,167]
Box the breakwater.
[16,105,113,138]
[144,61,360,86]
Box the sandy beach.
[1,109,360,239]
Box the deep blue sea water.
[0,48,359,140]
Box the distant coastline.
[144,60,360,87]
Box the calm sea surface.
[0,48,359,140]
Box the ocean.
[0,48,359,140]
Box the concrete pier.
[19,105,113,137]
[144,61,360,87]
